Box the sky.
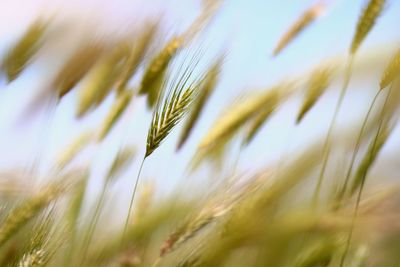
[0,0,399,212]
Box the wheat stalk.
[349,120,392,196]
[339,85,394,267]
[76,41,129,117]
[315,0,388,203]
[121,50,205,248]
[335,49,400,208]
[78,146,135,265]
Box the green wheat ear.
[296,66,333,124]
[273,2,326,57]
[146,71,201,157]
[2,19,48,82]
[350,0,386,54]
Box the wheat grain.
[17,249,46,267]
[98,90,133,141]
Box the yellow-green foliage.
[0,2,399,267]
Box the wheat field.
[0,0,399,266]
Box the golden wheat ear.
[146,67,203,157]
[199,83,293,151]
[76,41,130,118]
[273,2,326,57]
[350,0,387,54]
[244,85,290,145]
[0,181,66,248]
[380,48,400,90]
[97,90,133,142]
[296,66,334,124]
[55,41,106,99]
[115,22,159,95]
[2,19,49,82]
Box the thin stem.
[339,164,366,267]
[334,91,381,209]
[339,87,392,267]
[79,179,110,266]
[121,156,146,247]
[313,56,354,205]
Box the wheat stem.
[78,178,110,266]
[334,91,381,209]
[121,156,146,247]
[313,56,354,205]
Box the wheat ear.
[350,0,386,54]
[296,66,333,124]
[273,2,326,56]
[2,19,48,82]
[314,0,388,203]
[335,48,400,208]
